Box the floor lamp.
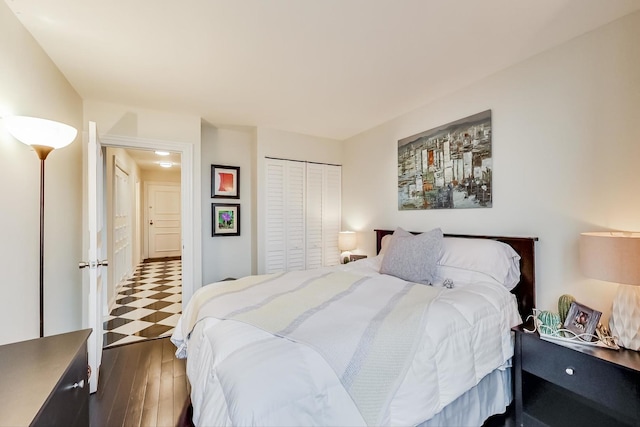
[4,116,77,337]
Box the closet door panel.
[285,161,306,271]
[265,159,286,273]
[305,163,324,269]
[322,165,341,267]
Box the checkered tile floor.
[103,257,182,348]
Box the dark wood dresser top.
[0,329,91,426]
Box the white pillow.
[379,234,393,255]
[379,228,443,285]
[435,237,521,289]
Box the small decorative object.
[212,203,240,236]
[557,294,576,324]
[212,164,240,199]
[537,310,561,334]
[397,110,492,210]
[526,308,619,350]
[564,301,601,339]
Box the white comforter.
[172,258,521,426]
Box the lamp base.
[609,284,640,351]
[340,251,351,264]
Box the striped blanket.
[176,269,442,426]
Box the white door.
[81,121,107,394]
[147,183,181,258]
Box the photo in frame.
[212,164,240,199]
[563,301,602,340]
[212,203,240,237]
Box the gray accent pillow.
[380,228,444,285]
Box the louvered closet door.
[322,165,341,266]
[265,159,286,273]
[305,163,324,269]
[285,161,306,271]
[265,159,306,273]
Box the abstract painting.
[398,110,492,210]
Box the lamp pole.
[34,146,54,337]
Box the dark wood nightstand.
[349,254,367,262]
[513,325,640,427]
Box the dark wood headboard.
[374,229,538,322]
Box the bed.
[172,228,537,426]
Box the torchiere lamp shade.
[4,116,77,150]
[579,232,640,350]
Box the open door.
[81,121,107,393]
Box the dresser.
[0,329,91,426]
[513,325,640,427]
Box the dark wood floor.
[89,337,189,427]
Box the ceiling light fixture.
[159,161,173,168]
[155,150,170,156]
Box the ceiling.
[5,0,640,141]
[124,148,181,172]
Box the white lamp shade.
[579,231,640,350]
[338,231,357,251]
[4,116,77,149]
[579,232,640,286]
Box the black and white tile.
[103,257,182,348]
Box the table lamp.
[338,231,357,264]
[579,231,640,350]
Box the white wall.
[201,123,255,283]
[0,2,83,344]
[342,11,640,322]
[256,128,343,273]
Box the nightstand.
[513,325,640,427]
[349,254,367,262]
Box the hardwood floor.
[89,337,189,427]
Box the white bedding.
[172,257,521,426]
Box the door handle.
[150,220,154,225]
[78,260,109,269]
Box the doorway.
[94,134,198,348]
[103,147,183,347]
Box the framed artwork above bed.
[398,110,492,210]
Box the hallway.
[103,257,182,348]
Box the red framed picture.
[212,164,240,199]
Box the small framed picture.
[212,203,240,236]
[563,301,601,339]
[212,165,240,199]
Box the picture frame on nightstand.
[563,301,601,339]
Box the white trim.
[99,134,201,307]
